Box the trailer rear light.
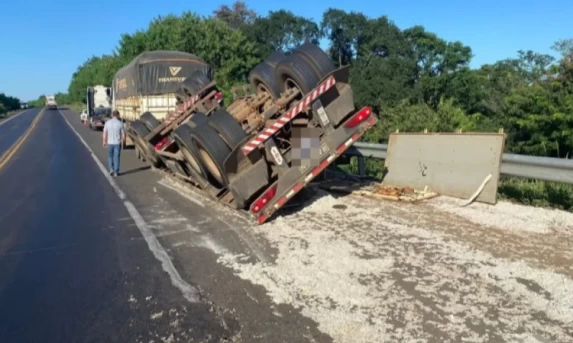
[154,137,169,150]
[214,92,223,103]
[344,107,372,128]
[251,184,278,214]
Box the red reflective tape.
[336,143,348,155]
[241,76,336,155]
[311,166,321,177]
[311,159,330,177]
[257,214,269,224]
[164,94,201,124]
[318,159,329,171]
[276,197,288,208]
[293,183,303,193]
[351,132,360,141]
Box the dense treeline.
[0,93,21,115]
[55,2,573,207]
[60,2,573,158]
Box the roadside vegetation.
[0,93,22,118]
[34,2,573,209]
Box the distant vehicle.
[88,106,112,131]
[45,95,57,110]
[20,102,28,109]
[80,109,88,122]
[86,85,112,117]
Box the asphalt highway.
[0,108,231,342]
[0,109,41,158]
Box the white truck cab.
[45,95,57,110]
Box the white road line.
[58,110,201,303]
[0,109,29,127]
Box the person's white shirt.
[103,118,125,145]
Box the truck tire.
[207,109,247,150]
[175,88,188,104]
[189,70,211,89]
[181,71,211,97]
[172,125,209,180]
[140,112,161,131]
[181,79,201,97]
[275,53,320,95]
[265,50,287,67]
[293,42,336,80]
[249,62,281,100]
[129,121,150,155]
[187,112,209,129]
[190,123,232,187]
[130,120,163,168]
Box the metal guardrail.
[343,142,573,185]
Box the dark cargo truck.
[112,51,216,149]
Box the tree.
[67,12,259,103]
[0,93,21,112]
[241,10,322,58]
[213,1,257,30]
[403,25,473,108]
[26,95,46,108]
[321,9,368,66]
[61,6,573,162]
[67,55,123,103]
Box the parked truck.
[118,45,378,224]
[86,85,113,130]
[112,51,217,149]
[45,95,57,110]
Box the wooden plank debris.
[351,184,439,203]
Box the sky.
[0,0,571,101]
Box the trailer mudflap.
[224,135,269,209]
[250,107,378,224]
[320,84,355,127]
[321,64,350,85]
[227,158,270,210]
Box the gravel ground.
[217,189,573,343]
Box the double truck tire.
[248,51,287,100]
[172,110,248,189]
[181,71,212,97]
[140,112,161,131]
[249,43,336,99]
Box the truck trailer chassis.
[125,44,378,224]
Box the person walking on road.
[103,110,126,177]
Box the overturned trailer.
[127,44,378,224]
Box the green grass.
[498,177,573,210]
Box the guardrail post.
[358,156,366,177]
